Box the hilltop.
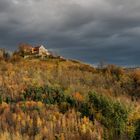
[0,45,139,140]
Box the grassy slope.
[0,57,139,140]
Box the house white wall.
[39,45,50,56]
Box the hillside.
[0,55,140,140]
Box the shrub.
[0,95,2,104]
[88,91,130,138]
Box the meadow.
[0,56,139,140]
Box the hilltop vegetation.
[0,52,139,140]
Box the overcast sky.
[0,0,140,66]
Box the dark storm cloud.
[0,0,140,66]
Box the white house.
[38,45,50,56]
[31,45,50,56]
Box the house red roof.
[33,46,40,51]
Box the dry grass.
[0,57,139,139]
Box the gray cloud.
[0,0,140,66]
